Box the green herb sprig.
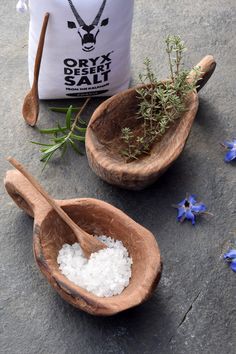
[121,35,201,161]
[31,98,90,168]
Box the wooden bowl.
[86,55,216,190]
[4,170,162,316]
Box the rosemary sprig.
[121,35,201,162]
[31,98,90,169]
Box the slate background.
[0,0,236,353]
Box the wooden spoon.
[7,157,106,258]
[4,168,162,316]
[22,13,49,126]
[86,55,216,190]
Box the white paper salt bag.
[18,0,134,99]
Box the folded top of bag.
[16,0,28,13]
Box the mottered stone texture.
[0,0,236,353]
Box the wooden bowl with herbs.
[86,36,216,190]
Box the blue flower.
[174,194,207,225]
[222,138,236,162]
[224,249,236,272]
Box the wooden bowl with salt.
[86,55,216,190]
[4,169,162,316]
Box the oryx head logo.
[67,0,109,52]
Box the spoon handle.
[22,13,50,127]
[33,13,50,87]
[7,157,106,257]
[188,55,216,92]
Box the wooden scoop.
[86,55,216,190]
[4,168,162,316]
[7,157,106,258]
[22,13,49,126]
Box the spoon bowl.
[86,55,216,190]
[4,170,162,316]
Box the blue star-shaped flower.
[222,138,236,162]
[224,249,236,272]
[174,194,207,225]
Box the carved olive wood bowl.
[4,170,162,316]
[86,55,216,190]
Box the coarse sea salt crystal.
[57,235,133,297]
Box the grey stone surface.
[0,0,236,353]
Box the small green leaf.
[57,122,67,134]
[53,136,67,143]
[49,107,81,113]
[66,105,73,129]
[61,142,68,158]
[40,147,53,153]
[39,127,67,134]
[78,118,87,126]
[41,143,63,155]
[71,134,86,142]
[74,126,87,133]
[69,140,83,155]
[31,141,54,147]
[41,152,54,170]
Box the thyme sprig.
[121,35,201,161]
[31,98,90,168]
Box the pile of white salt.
[57,235,132,297]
